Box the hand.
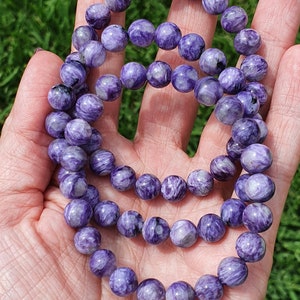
[0,0,299,299]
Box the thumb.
[0,50,63,196]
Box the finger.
[135,0,217,152]
[0,50,62,196]
[74,0,126,135]
[194,0,300,173]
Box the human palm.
[0,0,300,299]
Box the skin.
[0,0,299,299]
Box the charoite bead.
[220,198,246,228]
[120,62,147,90]
[178,33,205,61]
[135,173,161,200]
[128,19,155,47]
[59,173,88,199]
[218,67,246,94]
[221,5,248,33]
[64,199,93,228]
[117,210,144,238]
[240,54,268,82]
[234,174,251,202]
[45,111,72,138]
[60,61,87,88]
[79,184,100,209]
[146,61,172,88]
[194,274,223,300]
[137,278,166,300]
[89,248,117,277]
[202,0,228,15]
[154,21,182,50]
[236,91,260,118]
[47,138,69,164]
[171,64,198,93]
[48,84,75,111]
[60,145,88,172]
[166,281,196,300]
[73,226,101,255]
[110,165,136,191]
[161,175,187,202]
[242,202,273,233]
[236,232,266,262]
[85,3,111,30]
[89,149,115,176]
[217,256,248,287]
[79,40,107,68]
[72,25,98,51]
[234,28,262,56]
[197,214,226,243]
[170,219,198,248]
[245,81,268,106]
[64,118,92,146]
[199,48,227,76]
[95,74,123,101]
[109,267,138,297]
[186,169,214,197]
[94,200,120,227]
[210,155,236,181]
[101,24,129,52]
[105,0,132,12]
[142,217,170,244]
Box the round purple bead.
[178,33,205,61]
[146,61,172,88]
[57,167,86,184]
[117,210,144,238]
[101,24,129,52]
[105,0,132,12]
[245,81,268,106]
[236,91,260,118]
[48,138,69,164]
[109,267,138,297]
[75,93,104,123]
[64,199,93,228]
[210,155,236,181]
[128,19,155,47]
[234,28,262,56]
[72,25,98,51]
[214,95,244,125]
[95,74,123,101]
[135,173,161,200]
[221,6,248,33]
[236,232,266,262]
[60,145,88,172]
[120,62,147,90]
[197,213,226,243]
[218,256,248,287]
[220,198,246,227]
[194,274,223,300]
[89,149,115,176]
[94,200,120,227]
[154,21,182,50]
[142,217,170,245]
[110,165,136,191]
[137,278,166,300]
[187,169,214,197]
[64,118,92,146]
[244,173,275,202]
[59,173,88,199]
[242,203,273,233]
[202,0,228,15]
[74,226,101,255]
[47,84,75,111]
[89,248,117,277]
[166,281,196,300]
[231,117,261,146]
[253,117,268,143]
[240,54,268,82]
[240,143,273,174]
[226,137,245,161]
[45,111,72,138]
[171,64,198,93]
[218,67,246,94]
[194,76,223,106]
[199,48,227,76]
[170,219,198,248]
[60,61,87,88]
[161,175,187,202]
[234,173,251,202]
[85,3,111,30]
[79,40,106,68]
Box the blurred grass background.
[0,0,299,298]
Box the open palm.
[0,1,299,299]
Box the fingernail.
[34,47,44,54]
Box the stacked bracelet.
[44,0,275,299]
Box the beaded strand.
[45,0,275,299]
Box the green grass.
[0,1,299,299]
